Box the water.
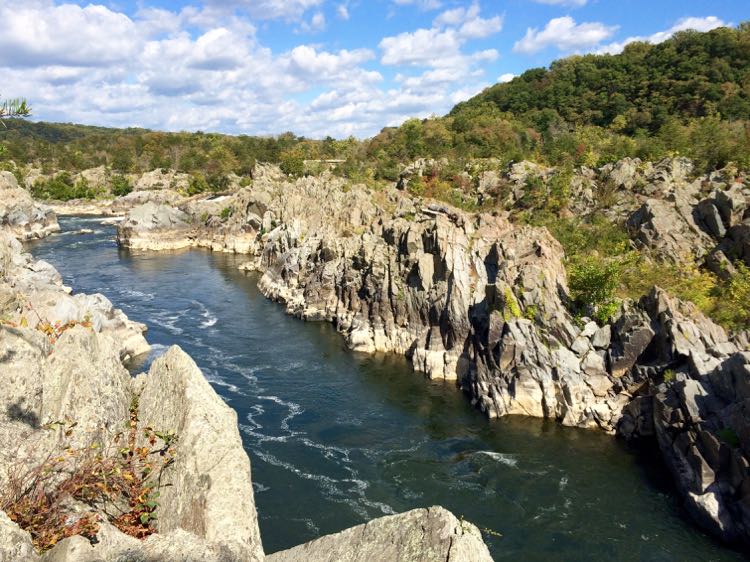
[26,216,746,561]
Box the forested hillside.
[362,23,750,177]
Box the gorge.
[1,19,750,561]
[25,214,747,560]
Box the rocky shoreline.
[112,160,750,550]
[0,176,493,559]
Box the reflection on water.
[26,216,745,560]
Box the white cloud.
[513,16,618,54]
[381,3,502,68]
[392,0,443,10]
[532,0,587,7]
[380,28,462,66]
[299,11,326,33]
[499,73,515,83]
[0,1,394,137]
[0,3,140,67]
[433,2,503,40]
[203,0,323,21]
[336,4,350,20]
[597,16,727,54]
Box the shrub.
[279,153,304,177]
[187,173,209,195]
[714,262,750,331]
[207,173,229,193]
[220,206,233,220]
[569,256,621,324]
[31,173,96,201]
[110,174,132,197]
[0,400,177,553]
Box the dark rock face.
[232,172,749,546]
[110,159,750,549]
[615,290,750,547]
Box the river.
[26,215,745,561]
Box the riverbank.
[26,215,747,560]
[0,201,493,558]
[110,159,750,551]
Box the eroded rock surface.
[267,506,493,562]
[0,231,149,361]
[0,171,59,240]
[111,161,750,548]
[136,346,264,562]
[0,234,267,561]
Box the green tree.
[110,174,132,197]
[0,97,31,156]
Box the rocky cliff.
[0,198,494,560]
[0,171,59,241]
[113,160,750,549]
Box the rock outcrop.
[0,171,59,240]
[267,506,493,562]
[0,219,494,561]
[10,153,724,552]
[111,162,750,548]
[0,231,149,361]
[0,233,266,560]
[117,201,193,250]
[136,347,264,562]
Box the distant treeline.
[0,120,361,179]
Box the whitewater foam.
[476,451,519,468]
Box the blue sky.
[0,0,747,138]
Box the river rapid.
[26,215,746,561]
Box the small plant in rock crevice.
[0,396,178,552]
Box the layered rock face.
[0,171,59,240]
[112,161,750,547]
[619,290,750,547]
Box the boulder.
[117,202,192,250]
[136,346,264,562]
[0,511,39,562]
[0,171,59,240]
[267,507,492,562]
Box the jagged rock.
[267,506,492,562]
[714,184,748,227]
[0,511,39,561]
[117,202,192,250]
[75,166,108,192]
[695,199,726,239]
[45,328,132,441]
[720,222,750,266]
[0,171,60,240]
[0,232,149,361]
[396,158,446,190]
[132,169,190,192]
[113,189,187,212]
[136,346,264,562]
[73,158,750,548]
[626,198,715,262]
[650,353,750,547]
[600,157,644,191]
